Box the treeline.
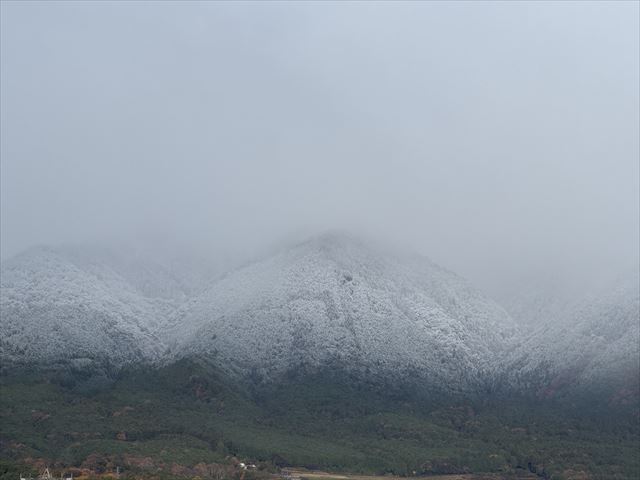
[0,360,638,479]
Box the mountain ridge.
[1,232,637,402]
[165,232,518,391]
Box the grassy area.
[0,360,638,479]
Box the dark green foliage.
[1,360,638,479]
[0,460,37,480]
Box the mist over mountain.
[2,1,638,300]
[1,232,637,406]
[508,270,640,401]
[1,1,638,478]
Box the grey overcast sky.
[1,1,638,292]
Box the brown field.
[284,468,534,480]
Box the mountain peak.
[299,230,366,247]
[1,238,637,402]
[166,233,517,388]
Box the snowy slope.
[167,233,519,390]
[2,234,636,401]
[0,245,203,367]
[508,270,640,398]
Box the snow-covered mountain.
[166,233,518,390]
[0,244,212,368]
[508,270,640,400]
[1,233,637,402]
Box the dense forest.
[1,359,638,480]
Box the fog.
[1,1,638,296]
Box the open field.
[284,469,537,480]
